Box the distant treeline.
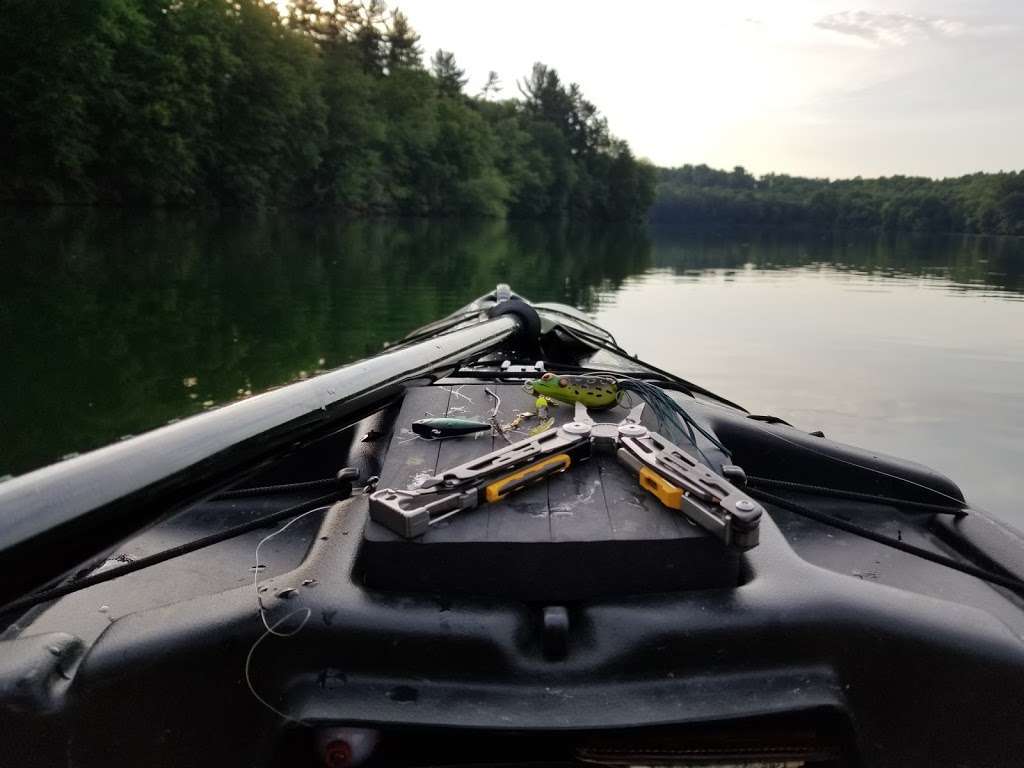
[653,165,1024,236]
[0,0,654,220]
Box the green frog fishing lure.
[528,372,619,409]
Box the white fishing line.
[245,503,331,722]
[244,606,312,725]
[253,505,329,635]
[450,385,473,404]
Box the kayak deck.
[360,384,740,599]
[4,288,1024,768]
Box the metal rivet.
[563,421,591,435]
[618,423,648,437]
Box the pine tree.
[385,10,421,72]
[430,50,467,97]
[479,71,502,100]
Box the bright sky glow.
[396,0,1024,178]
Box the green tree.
[0,0,654,221]
[385,10,422,71]
[204,0,325,206]
[430,50,467,97]
[479,71,502,100]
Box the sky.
[396,0,1024,179]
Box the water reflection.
[0,210,651,476]
[595,226,1024,523]
[0,209,1021,484]
[646,227,1024,299]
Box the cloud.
[815,11,969,46]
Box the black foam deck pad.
[359,384,740,600]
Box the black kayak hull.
[2,287,1022,768]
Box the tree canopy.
[0,0,654,220]
[5,0,1017,234]
[653,164,1024,236]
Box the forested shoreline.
[653,165,1024,236]
[0,0,654,220]
[2,1,1021,234]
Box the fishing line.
[449,385,473,404]
[396,432,427,446]
[554,324,748,411]
[245,504,332,722]
[529,306,622,345]
[243,606,312,725]
[253,504,331,635]
[0,494,338,619]
[746,476,964,515]
[556,323,632,357]
[744,420,973,510]
[749,488,1024,597]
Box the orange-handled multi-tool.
[370,403,762,550]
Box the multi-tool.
[370,402,763,550]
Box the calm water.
[2,209,1023,524]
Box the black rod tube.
[0,313,521,600]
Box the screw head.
[735,499,756,512]
[618,423,648,438]
[563,421,592,435]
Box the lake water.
[2,209,1023,525]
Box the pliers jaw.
[564,402,648,453]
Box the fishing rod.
[0,304,539,605]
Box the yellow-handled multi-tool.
[370,403,762,550]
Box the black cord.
[748,487,1024,597]
[449,363,690,391]
[747,476,967,516]
[0,493,339,619]
[556,325,748,412]
[530,306,623,347]
[557,323,633,357]
[216,477,339,499]
[397,310,484,346]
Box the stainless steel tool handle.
[370,425,590,538]
[426,425,587,487]
[618,432,763,550]
[369,487,478,538]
